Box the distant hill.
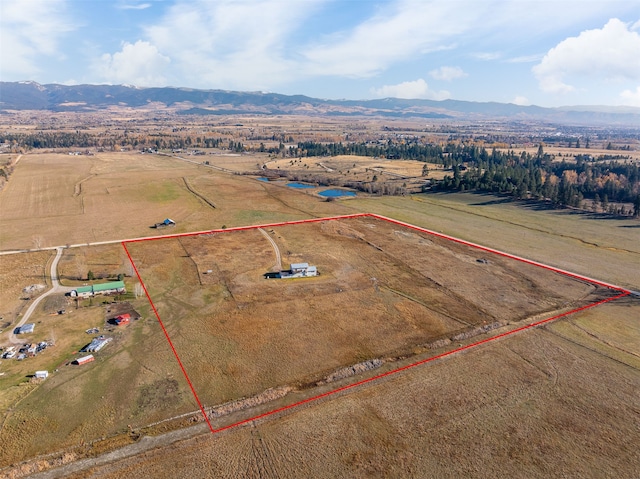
[1,81,639,125]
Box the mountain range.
[1,81,639,125]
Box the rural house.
[265,262,318,279]
[70,280,125,298]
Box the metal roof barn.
[17,323,35,334]
[71,281,125,297]
[83,336,112,352]
[76,355,95,365]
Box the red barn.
[76,354,95,365]
[114,314,130,325]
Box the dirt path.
[182,177,216,209]
[6,247,71,344]
[258,228,282,271]
[72,174,94,197]
[25,423,212,479]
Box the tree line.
[293,140,444,162]
[295,140,639,215]
[437,145,639,216]
[2,132,638,216]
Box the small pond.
[256,177,270,182]
[286,182,315,189]
[318,189,357,198]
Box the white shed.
[35,370,49,379]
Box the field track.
[5,247,73,345]
[122,213,632,436]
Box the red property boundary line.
[121,213,631,435]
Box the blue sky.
[2,0,640,107]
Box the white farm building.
[267,262,318,279]
[290,263,317,277]
[82,336,112,352]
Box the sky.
[1,0,640,107]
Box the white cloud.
[533,18,640,93]
[371,79,449,100]
[300,1,636,79]
[82,0,640,102]
[117,3,152,10]
[93,41,170,86]
[0,0,74,79]
[139,0,325,90]
[512,95,531,106]
[472,52,502,61]
[429,66,467,81]
[303,0,475,78]
[620,86,640,107]
[507,54,542,64]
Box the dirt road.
[6,247,72,344]
[258,228,282,271]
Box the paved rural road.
[258,227,282,271]
[7,247,71,344]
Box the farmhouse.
[266,262,318,279]
[70,280,125,298]
[290,263,317,276]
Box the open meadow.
[57,303,640,479]
[0,147,638,478]
[124,215,612,422]
[0,151,353,251]
[349,193,640,292]
[0,275,201,468]
[0,250,54,329]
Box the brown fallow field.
[1,147,638,478]
[0,151,354,251]
[126,216,610,412]
[60,303,640,479]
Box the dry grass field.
[125,216,607,410]
[348,193,640,292]
[59,304,639,479]
[0,152,206,249]
[56,243,133,285]
[187,151,269,172]
[1,146,638,478]
[265,154,448,180]
[0,247,197,468]
[0,250,54,330]
[0,152,353,251]
[0,285,202,467]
